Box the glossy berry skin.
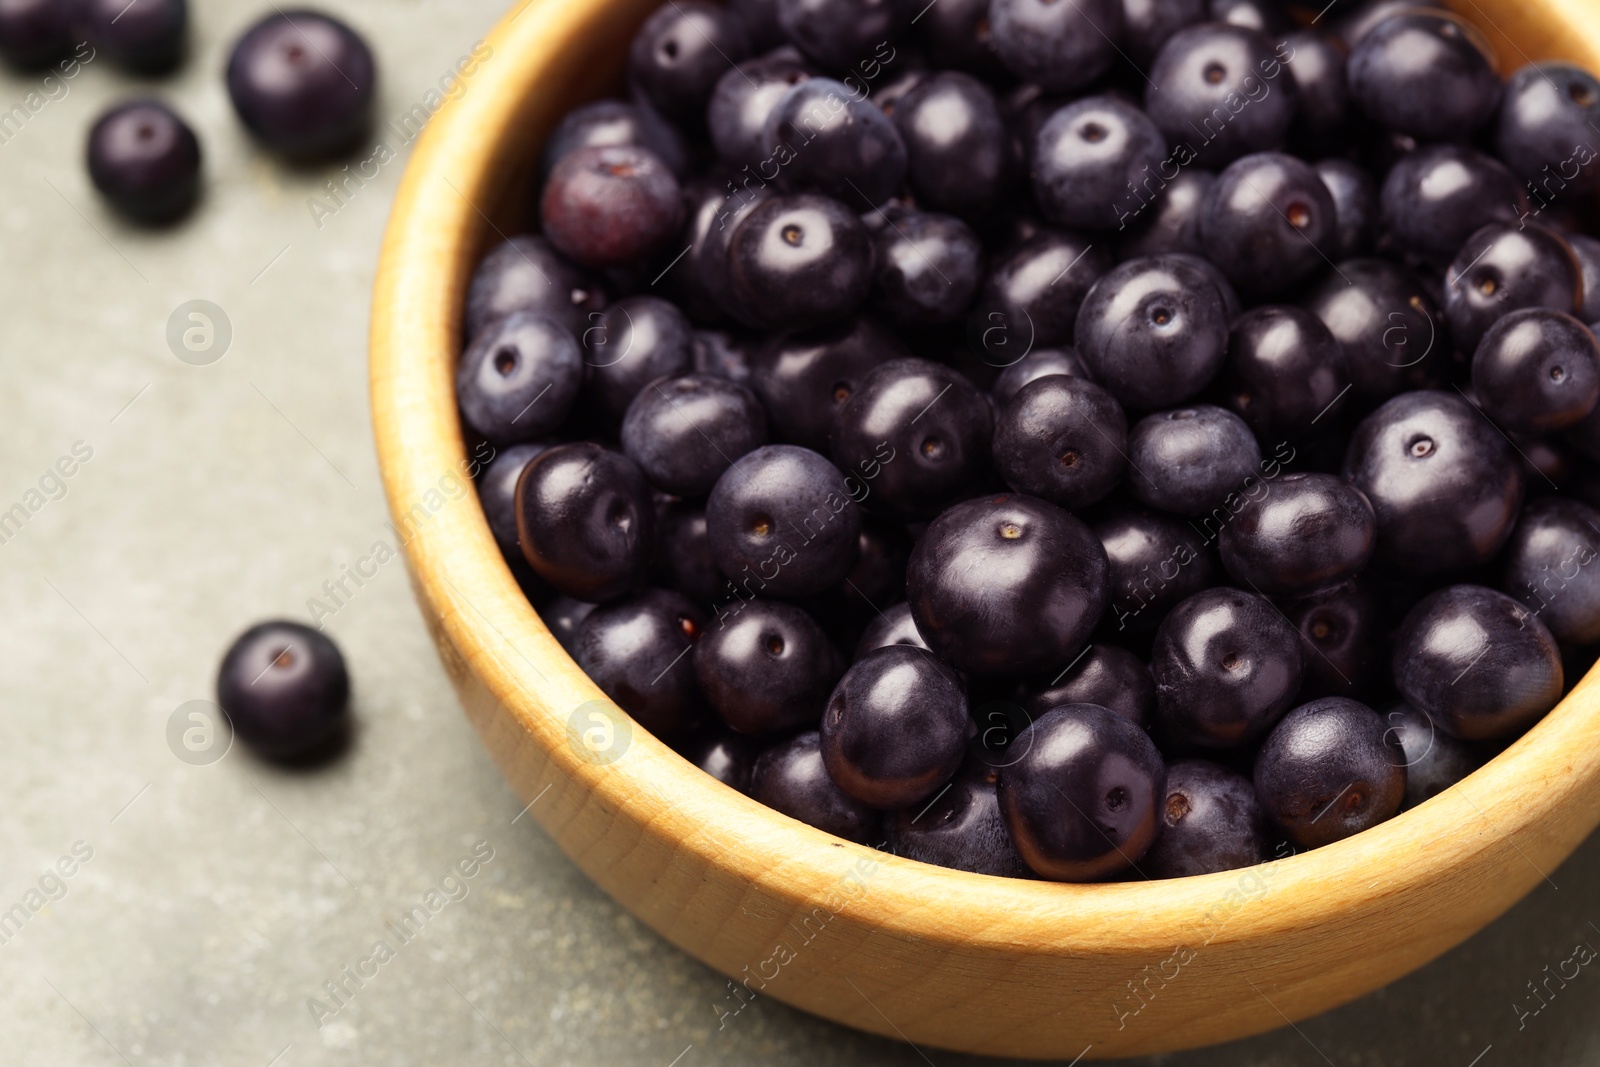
[1394,585,1563,741]
[1219,473,1376,597]
[1093,502,1222,640]
[907,494,1109,677]
[582,295,694,422]
[1347,12,1500,141]
[776,0,908,73]
[540,596,596,654]
[1382,704,1482,809]
[1302,258,1441,399]
[479,443,547,552]
[465,235,607,339]
[1221,305,1350,441]
[225,10,376,159]
[822,645,969,809]
[1317,159,1375,260]
[752,730,881,844]
[1471,309,1600,435]
[627,0,750,124]
[457,313,583,444]
[888,766,1030,877]
[831,359,993,520]
[516,443,656,602]
[1118,168,1215,259]
[1254,698,1405,848]
[1569,234,1600,324]
[1122,0,1204,66]
[1143,760,1270,878]
[680,182,774,323]
[574,589,705,739]
[1284,31,1350,144]
[708,53,812,173]
[1074,255,1230,411]
[82,0,186,73]
[989,0,1124,94]
[748,317,905,451]
[1444,223,1582,353]
[678,727,762,793]
[541,98,689,180]
[540,145,683,270]
[85,101,201,224]
[621,374,768,497]
[998,705,1165,881]
[971,230,1112,359]
[1378,145,1526,267]
[728,194,873,331]
[695,598,841,736]
[1032,96,1166,233]
[1144,23,1297,166]
[993,375,1127,510]
[1199,152,1336,298]
[705,445,862,598]
[990,347,1092,403]
[1500,497,1600,646]
[871,210,983,325]
[1151,587,1304,749]
[765,78,906,207]
[1127,406,1262,516]
[656,501,723,604]
[1342,390,1525,575]
[0,0,74,68]
[1017,645,1155,731]
[1496,62,1600,194]
[216,621,350,759]
[1280,579,1384,701]
[855,601,930,659]
[892,73,1007,218]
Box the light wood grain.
[369,0,1600,1057]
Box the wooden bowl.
[370,1,1600,1057]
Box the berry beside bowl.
[371,0,1600,1058]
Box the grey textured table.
[3,2,1599,1064]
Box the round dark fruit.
[892,72,1007,217]
[1017,645,1155,731]
[628,0,751,124]
[574,589,705,738]
[695,598,842,736]
[1499,497,1600,646]
[1443,222,1581,354]
[1220,305,1350,441]
[1347,11,1500,141]
[216,621,350,759]
[887,765,1031,877]
[225,10,376,159]
[621,373,768,496]
[465,235,608,339]
[1254,697,1405,848]
[993,375,1127,510]
[516,442,656,602]
[1198,152,1337,298]
[1382,704,1482,809]
[1126,405,1262,517]
[989,0,1125,94]
[1143,760,1270,877]
[1032,95,1167,232]
[456,312,584,444]
[727,193,874,331]
[751,730,882,844]
[540,144,683,269]
[1218,473,1377,598]
[86,100,201,224]
[1471,308,1600,435]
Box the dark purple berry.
[1143,760,1270,877]
[989,347,1092,403]
[822,645,969,809]
[892,72,1007,217]
[1499,497,1600,646]
[765,77,908,207]
[581,295,694,422]
[678,727,763,792]
[465,235,608,339]
[0,0,75,68]
[216,621,350,759]
[628,0,751,124]
[1199,152,1337,298]
[831,358,994,520]
[1127,405,1262,516]
[1378,145,1527,266]
[708,52,813,173]
[480,443,548,553]
[1382,704,1482,809]
[887,765,1031,877]
[695,598,842,736]
[1347,11,1500,141]
[998,705,1165,881]
[1075,255,1230,410]
[1444,222,1582,353]
[574,589,705,738]
[1302,258,1442,399]
[871,210,983,325]
[1093,501,1222,639]
[752,730,882,843]
[225,10,376,159]
[622,374,768,497]
[81,0,186,74]
[1254,697,1404,848]
[855,601,930,659]
[990,0,1126,94]
[705,445,862,598]
[516,443,656,602]
[86,100,201,223]
[993,375,1127,510]
[1221,305,1350,441]
[1151,587,1304,748]
[1017,644,1155,730]
[1144,23,1297,166]
[971,229,1112,362]
[1471,308,1600,435]
[1393,584,1563,741]
[776,0,909,73]
[907,494,1109,677]
[541,98,690,180]
[1495,62,1600,195]
[1033,95,1167,232]
[457,313,583,444]
[540,144,683,269]
[1342,390,1525,574]
[728,193,874,330]
[748,317,906,451]
[1218,473,1377,598]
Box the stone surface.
[2,2,1599,1064]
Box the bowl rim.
[369,0,1600,1041]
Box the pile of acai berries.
[458,0,1600,882]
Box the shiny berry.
[456,313,583,444]
[1499,498,1600,646]
[216,621,350,759]
[695,599,841,736]
[990,0,1125,94]
[622,374,768,497]
[1127,405,1262,517]
[1254,697,1405,848]
[1443,222,1581,353]
[1471,309,1600,435]
[1218,473,1377,598]
[1032,95,1167,232]
[728,193,873,330]
[574,589,705,738]
[516,443,656,602]
[540,145,683,269]
[1199,152,1336,298]
[993,375,1127,510]
[892,72,1007,217]
[1347,11,1500,141]
[86,100,201,223]
[225,10,376,159]
[887,765,1031,877]
[628,0,750,124]
[1144,760,1270,877]
[752,730,882,844]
